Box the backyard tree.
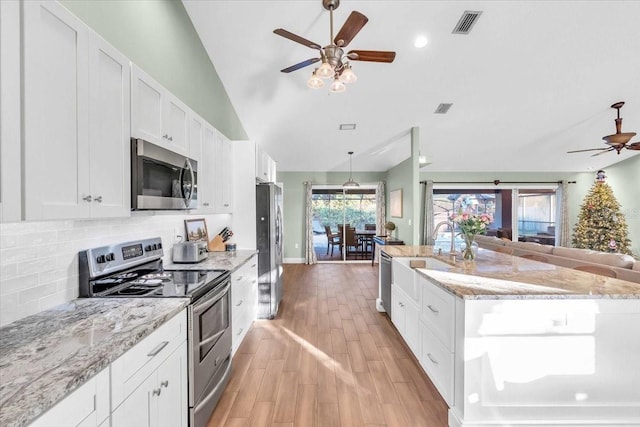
[572,170,632,255]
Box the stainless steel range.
[79,237,231,427]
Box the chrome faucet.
[432,220,457,254]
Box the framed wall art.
[184,218,209,242]
[390,189,403,218]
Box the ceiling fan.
[273,0,396,92]
[567,101,640,157]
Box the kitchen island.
[381,246,640,427]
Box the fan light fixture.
[275,0,396,94]
[343,151,360,187]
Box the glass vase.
[462,233,478,260]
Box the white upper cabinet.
[87,32,131,218]
[0,0,21,222]
[214,130,233,213]
[189,113,204,162]
[197,125,233,214]
[255,144,276,183]
[131,65,189,156]
[23,1,131,220]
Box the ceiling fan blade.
[590,147,616,157]
[626,141,640,150]
[334,11,368,47]
[347,50,396,63]
[274,28,321,50]
[566,147,610,154]
[280,57,320,73]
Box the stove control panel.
[80,237,164,278]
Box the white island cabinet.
[23,0,131,220]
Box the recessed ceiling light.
[414,35,429,48]
[339,124,356,131]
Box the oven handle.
[193,281,231,316]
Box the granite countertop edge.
[164,249,257,272]
[0,298,189,427]
[382,245,640,300]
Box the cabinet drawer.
[420,276,455,350]
[420,322,454,406]
[111,309,186,409]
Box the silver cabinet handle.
[427,353,439,365]
[160,380,169,388]
[236,299,243,307]
[236,328,243,336]
[224,203,229,207]
[251,264,257,268]
[94,196,102,203]
[147,341,169,357]
[83,195,92,202]
[203,202,210,207]
[427,305,439,314]
[152,388,161,396]
[163,134,169,139]
[168,136,173,141]
[399,302,404,307]
[236,276,243,281]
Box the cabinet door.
[163,94,189,156]
[131,65,163,145]
[88,33,130,218]
[214,131,233,213]
[391,285,405,334]
[157,342,188,427]
[111,374,155,427]
[189,113,204,162]
[197,124,216,212]
[23,0,90,220]
[404,299,421,356]
[0,0,21,222]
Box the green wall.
[61,0,247,140]
[278,171,386,260]
[385,157,415,244]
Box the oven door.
[188,278,232,406]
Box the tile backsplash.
[0,213,231,327]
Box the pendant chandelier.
[343,151,359,187]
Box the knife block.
[208,235,226,252]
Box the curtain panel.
[421,180,434,245]
[558,180,570,247]
[304,181,317,264]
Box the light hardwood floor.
[207,263,448,427]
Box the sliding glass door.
[311,185,378,262]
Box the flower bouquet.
[450,211,493,260]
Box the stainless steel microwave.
[131,138,198,210]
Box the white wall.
[0,213,231,326]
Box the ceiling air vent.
[434,103,453,114]
[452,10,482,34]
[339,123,356,131]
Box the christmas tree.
[572,170,632,255]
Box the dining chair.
[344,227,362,259]
[324,225,342,256]
[574,265,617,278]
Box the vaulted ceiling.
[183,0,640,173]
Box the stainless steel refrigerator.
[256,183,283,319]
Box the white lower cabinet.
[28,368,109,427]
[111,341,187,427]
[111,310,187,427]
[232,255,258,354]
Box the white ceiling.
[183,0,640,173]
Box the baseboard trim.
[284,258,305,264]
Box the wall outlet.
[294,243,299,249]
[175,228,184,244]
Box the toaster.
[172,241,208,263]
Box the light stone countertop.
[0,298,188,427]
[381,245,640,300]
[164,249,257,272]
